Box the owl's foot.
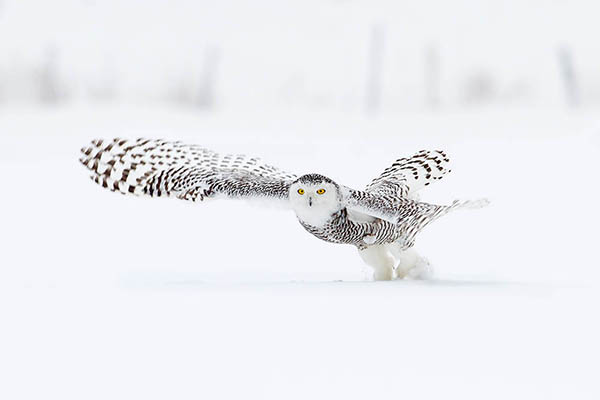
[373,265,394,281]
[388,246,434,280]
[404,256,433,280]
[358,245,395,281]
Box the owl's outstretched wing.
[341,186,435,224]
[366,150,451,200]
[342,185,489,227]
[80,138,297,204]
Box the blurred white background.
[0,1,599,399]
[1,0,600,110]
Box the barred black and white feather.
[80,138,297,203]
[80,138,488,258]
[366,150,451,199]
[339,187,487,249]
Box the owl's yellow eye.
[316,188,326,195]
[297,188,305,195]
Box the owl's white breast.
[293,204,338,227]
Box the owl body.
[288,173,476,251]
[80,138,487,280]
[298,208,399,249]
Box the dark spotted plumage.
[80,138,295,203]
[299,208,398,250]
[299,198,476,250]
[295,173,336,186]
[366,149,451,198]
[80,138,487,252]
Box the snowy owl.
[80,138,488,281]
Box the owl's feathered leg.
[386,244,433,280]
[358,245,395,281]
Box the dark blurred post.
[425,44,440,109]
[365,24,385,114]
[39,46,62,104]
[197,47,220,109]
[557,46,579,108]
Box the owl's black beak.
[308,197,313,207]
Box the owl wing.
[365,150,451,200]
[341,185,489,228]
[341,186,430,224]
[80,138,297,204]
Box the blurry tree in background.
[462,71,496,105]
[0,0,598,112]
[196,47,220,109]
[557,45,580,108]
[424,44,441,109]
[38,46,65,104]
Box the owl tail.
[448,198,490,211]
[423,198,490,228]
[394,198,489,250]
[432,198,490,222]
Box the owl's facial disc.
[290,174,342,227]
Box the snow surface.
[1,105,599,399]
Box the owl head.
[289,174,343,226]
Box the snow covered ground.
[1,105,599,399]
